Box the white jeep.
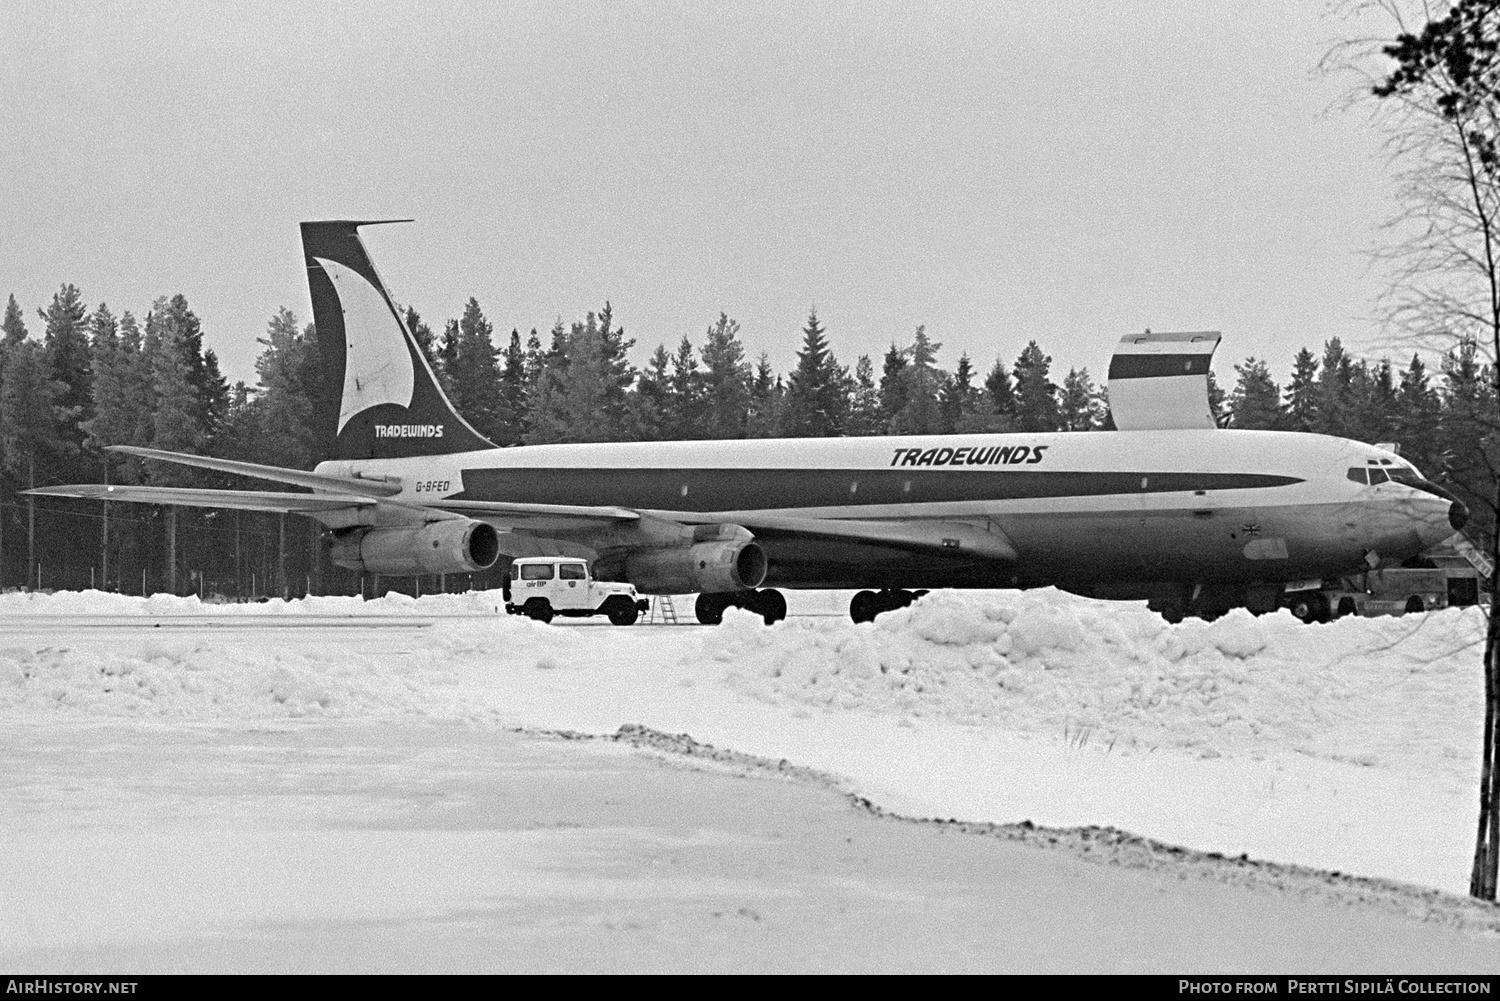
[503,557,650,626]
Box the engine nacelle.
[330,520,501,576]
[624,539,768,595]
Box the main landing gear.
[849,589,927,624]
[695,588,788,626]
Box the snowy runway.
[2,588,1498,970]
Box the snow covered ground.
[2,586,1498,971]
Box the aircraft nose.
[1451,500,1470,531]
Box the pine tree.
[1439,337,1498,531]
[699,313,751,439]
[878,344,909,432]
[449,298,503,441]
[141,298,202,483]
[745,353,781,438]
[246,307,320,469]
[890,325,943,435]
[1227,357,1282,430]
[0,339,71,587]
[495,329,528,446]
[1058,366,1104,431]
[1283,347,1319,432]
[970,356,1016,432]
[2,294,27,347]
[1011,341,1060,432]
[781,309,845,437]
[1315,338,1355,437]
[38,283,92,470]
[667,335,703,439]
[843,355,883,436]
[523,310,635,444]
[631,344,675,441]
[1396,354,1443,474]
[939,352,978,433]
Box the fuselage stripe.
[449,468,1302,513]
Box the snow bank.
[0,588,509,617]
[708,589,1486,773]
[0,588,1486,783]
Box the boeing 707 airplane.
[29,220,1468,625]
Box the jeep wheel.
[527,600,554,624]
[607,599,639,626]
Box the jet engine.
[330,519,501,576]
[624,539,768,595]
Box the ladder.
[653,595,679,624]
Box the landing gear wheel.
[755,588,787,625]
[607,600,639,626]
[850,590,878,624]
[1286,592,1328,624]
[1404,595,1426,614]
[527,600,554,624]
[695,593,727,625]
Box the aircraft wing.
[24,483,381,515]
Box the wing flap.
[716,513,1018,561]
[435,498,641,528]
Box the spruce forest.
[0,285,1494,598]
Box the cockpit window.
[1347,468,1368,485]
[1368,468,1389,485]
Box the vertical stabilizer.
[300,220,496,460]
[1107,331,1221,431]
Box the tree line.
[1,285,1495,596]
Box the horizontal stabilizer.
[108,445,402,497]
[1107,331,1221,431]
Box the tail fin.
[300,220,496,461]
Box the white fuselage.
[317,428,1459,593]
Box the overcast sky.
[0,1,1405,389]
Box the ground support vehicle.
[1282,539,1490,622]
[504,557,650,625]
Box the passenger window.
[559,564,586,580]
[1368,468,1389,485]
[520,564,555,580]
[1347,468,1368,484]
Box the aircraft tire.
[527,600,554,624]
[1286,592,1327,624]
[850,590,878,624]
[1405,595,1426,614]
[755,588,787,625]
[695,593,727,626]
